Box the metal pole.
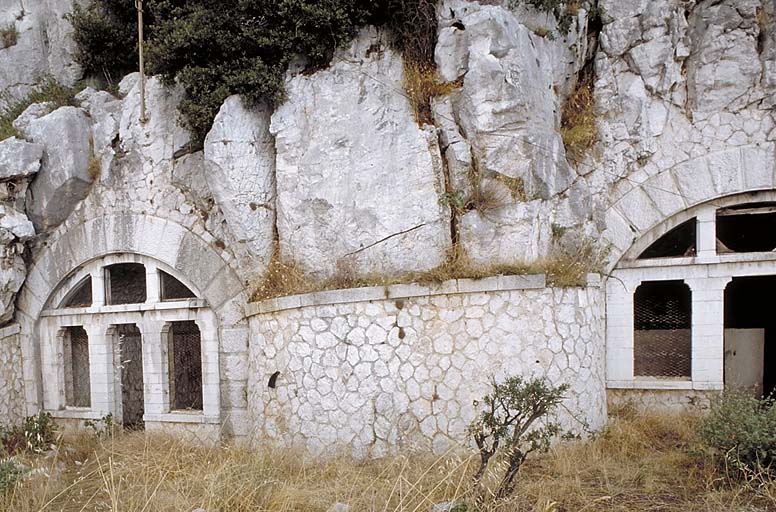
[136,0,147,123]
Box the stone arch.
[15,213,249,422]
[602,143,776,271]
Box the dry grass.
[3,411,776,512]
[560,69,597,164]
[251,242,598,301]
[403,60,463,125]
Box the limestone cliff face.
[0,0,83,109]
[0,0,773,324]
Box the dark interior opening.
[61,276,92,308]
[725,276,776,397]
[633,280,692,378]
[638,218,696,259]
[160,270,196,301]
[717,203,776,253]
[106,263,147,305]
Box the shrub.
[0,459,23,495]
[1,412,58,455]
[697,391,776,473]
[0,78,81,141]
[468,375,568,503]
[68,1,441,141]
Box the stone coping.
[247,273,602,316]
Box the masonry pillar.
[139,320,169,416]
[695,206,717,262]
[605,273,640,384]
[85,322,113,415]
[685,277,730,390]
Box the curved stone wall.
[247,275,606,458]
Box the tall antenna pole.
[136,0,147,123]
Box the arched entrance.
[37,253,220,430]
[14,213,249,440]
[606,191,776,406]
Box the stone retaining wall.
[247,275,606,458]
[0,324,25,426]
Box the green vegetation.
[469,376,568,504]
[0,79,82,141]
[68,0,439,141]
[698,391,776,473]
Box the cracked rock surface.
[270,28,452,281]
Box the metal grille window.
[61,276,92,308]
[168,321,203,410]
[634,281,692,378]
[160,270,196,301]
[63,326,91,407]
[106,263,147,305]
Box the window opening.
[168,321,203,411]
[638,218,696,259]
[64,326,91,407]
[724,276,776,397]
[105,263,147,304]
[160,270,196,301]
[60,276,92,308]
[716,202,776,253]
[115,324,144,428]
[634,280,692,378]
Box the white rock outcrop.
[19,106,93,231]
[270,28,451,281]
[434,0,598,266]
[205,96,275,273]
[0,137,43,179]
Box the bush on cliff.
[68,0,437,141]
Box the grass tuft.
[560,68,597,164]
[403,60,463,125]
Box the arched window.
[638,218,696,259]
[634,281,692,378]
[38,254,219,430]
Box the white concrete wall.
[247,275,606,458]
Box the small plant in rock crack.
[468,375,568,504]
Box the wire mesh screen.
[634,281,692,378]
[169,321,203,410]
[107,263,147,305]
[116,324,144,428]
[64,326,91,407]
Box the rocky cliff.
[0,0,773,324]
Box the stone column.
[195,314,221,419]
[696,206,717,261]
[85,322,113,415]
[139,320,170,416]
[146,263,160,304]
[605,273,639,383]
[685,277,730,389]
[91,269,106,307]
